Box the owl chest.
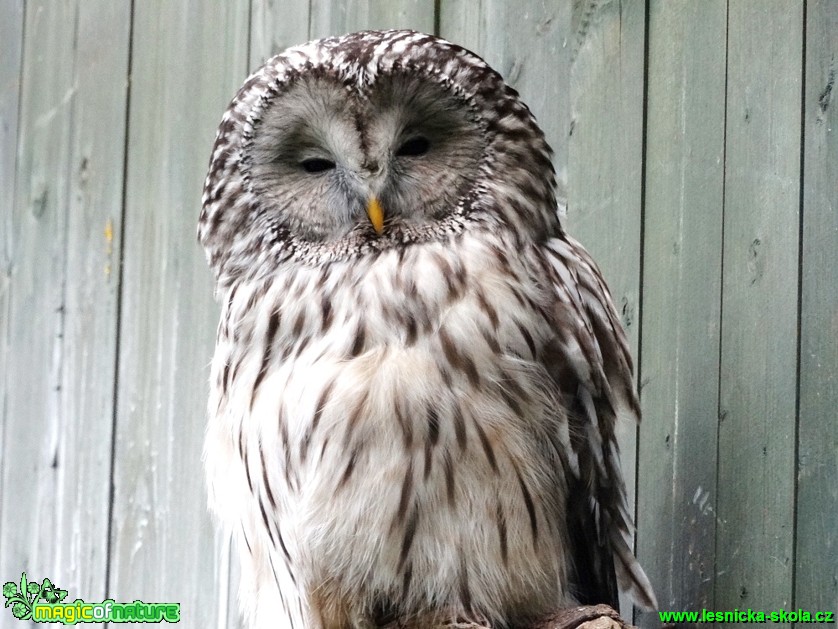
[233,252,562,515]
[272,292,557,540]
[269,275,555,486]
[265,324,568,613]
[214,258,569,614]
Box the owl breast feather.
[206,233,578,622]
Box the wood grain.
[636,2,726,625]
[795,0,838,613]
[716,0,802,612]
[309,0,435,40]
[0,0,24,557]
[249,0,311,68]
[108,2,249,626]
[0,0,130,606]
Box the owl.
[199,30,656,629]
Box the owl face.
[201,30,559,285]
[248,72,486,242]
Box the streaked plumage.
[199,30,656,629]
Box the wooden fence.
[1,1,835,627]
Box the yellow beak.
[367,197,384,235]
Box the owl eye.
[396,136,430,157]
[300,158,336,173]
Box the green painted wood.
[0,0,130,611]
[565,1,645,615]
[439,0,572,186]
[308,0,435,40]
[55,0,131,602]
[1,0,74,590]
[249,0,310,68]
[716,0,803,613]
[109,2,249,627]
[635,2,726,624]
[795,0,838,614]
[0,0,24,545]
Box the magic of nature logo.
[3,572,180,624]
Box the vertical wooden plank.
[110,2,249,627]
[717,0,802,612]
[56,0,131,601]
[251,2,437,87]
[0,0,130,608]
[635,2,726,624]
[309,0,435,40]
[0,0,24,538]
[439,0,572,193]
[1,1,74,590]
[253,0,438,71]
[565,0,645,614]
[249,0,310,67]
[796,0,838,614]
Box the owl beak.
[366,197,385,235]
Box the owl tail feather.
[611,530,658,611]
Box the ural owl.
[199,30,656,629]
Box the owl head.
[199,30,560,288]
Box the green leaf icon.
[3,573,68,621]
[4,573,35,620]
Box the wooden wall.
[1,1,834,626]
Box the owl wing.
[539,235,657,612]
